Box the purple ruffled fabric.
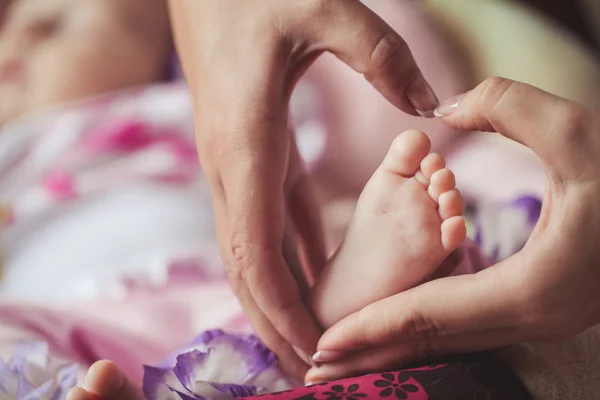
[143,330,294,400]
[0,342,78,400]
[473,195,542,262]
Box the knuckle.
[365,32,410,77]
[229,233,279,280]
[223,259,245,292]
[404,308,441,341]
[229,237,257,279]
[223,246,243,279]
[477,76,516,112]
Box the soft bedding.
[0,82,596,399]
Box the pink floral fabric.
[244,356,532,400]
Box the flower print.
[322,383,368,400]
[0,341,78,400]
[374,373,419,399]
[143,330,295,400]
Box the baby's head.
[0,0,171,125]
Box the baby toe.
[428,168,456,201]
[420,152,445,180]
[441,216,467,252]
[383,130,431,177]
[438,188,464,219]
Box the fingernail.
[405,74,439,118]
[433,94,464,117]
[312,350,346,363]
[305,368,325,387]
[293,346,316,367]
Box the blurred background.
[0,0,598,390]
[0,0,599,302]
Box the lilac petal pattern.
[158,330,226,369]
[474,195,542,262]
[144,331,294,400]
[0,341,78,400]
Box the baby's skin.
[67,130,467,400]
[0,0,170,126]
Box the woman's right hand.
[168,0,439,377]
[307,77,600,382]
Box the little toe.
[428,168,456,201]
[420,153,445,180]
[383,130,431,177]
[438,189,464,220]
[85,361,146,400]
[441,216,467,251]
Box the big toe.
[83,361,145,400]
[383,130,431,177]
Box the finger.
[286,138,327,285]
[307,327,526,383]
[213,201,311,377]
[435,77,596,178]
[299,0,438,117]
[214,114,321,361]
[171,0,323,367]
[228,266,312,377]
[224,160,321,355]
[317,253,530,353]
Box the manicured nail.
[433,94,464,117]
[293,346,316,367]
[405,74,439,118]
[312,350,346,363]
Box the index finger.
[296,0,439,117]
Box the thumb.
[298,0,439,117]
[434,77,596,177]
[316,253,530,355]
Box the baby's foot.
[66,361,145,400]
[310,130,466,328]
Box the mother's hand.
[168,0,439,377]
[307,77,600,382]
